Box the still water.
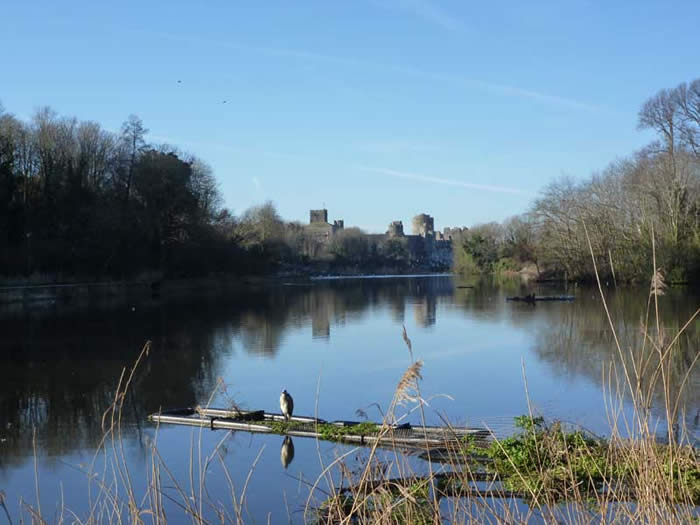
[0,276,698,522]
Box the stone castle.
[384,213,452,267]
[304,208,461,268]
[306,208,345,241]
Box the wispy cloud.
[148,32,598,112]
[356,139,443,154]
[362,166,535,195]
[386,65,596,111]
[391,0,465,32]
[481,83,594,111]
[149,134,313,163]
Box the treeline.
[0,106,244,279]
[0,107,421,281]
[454,78,700,283]
[5,78,696,283]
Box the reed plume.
[650,268,667,297]
[393,360,423,407]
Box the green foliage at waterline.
[266,420,380,441]
[465,416,700,504]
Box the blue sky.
[2,1,698,232]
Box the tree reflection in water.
[528,286,699,439]
[0,277,697,470]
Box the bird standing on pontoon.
[280,389,294,421]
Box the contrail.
[363,166,535,195]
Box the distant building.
[306,208,344,241]
[412,214,435,237]
[380,214,452,267]
[387,221,404,238]
[310,209,328,224]
[303,207,455,270]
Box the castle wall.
[303,208,452,269]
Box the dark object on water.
[222,409,264,421]
[506,294,575,303]
[456,285,474,289]
[159,407,266,420]
[160,407,196,417]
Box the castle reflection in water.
[307,276,445,338]
[1,276,698,464]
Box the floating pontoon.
[149,407,491,449]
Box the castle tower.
[412,214,434,237]
[387,221,404,237]
[310,209,328,224]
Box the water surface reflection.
[0,276,697,520]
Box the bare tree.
[237,201,285,246]
[638,88,683,158]
[676,79,700,156]
[120,114,148,209]
[77,121,114,190]
[188,157,221,221]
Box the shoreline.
[0,269,455,310]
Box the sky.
[1,0,699,233]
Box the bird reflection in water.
[280,436,295,469]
